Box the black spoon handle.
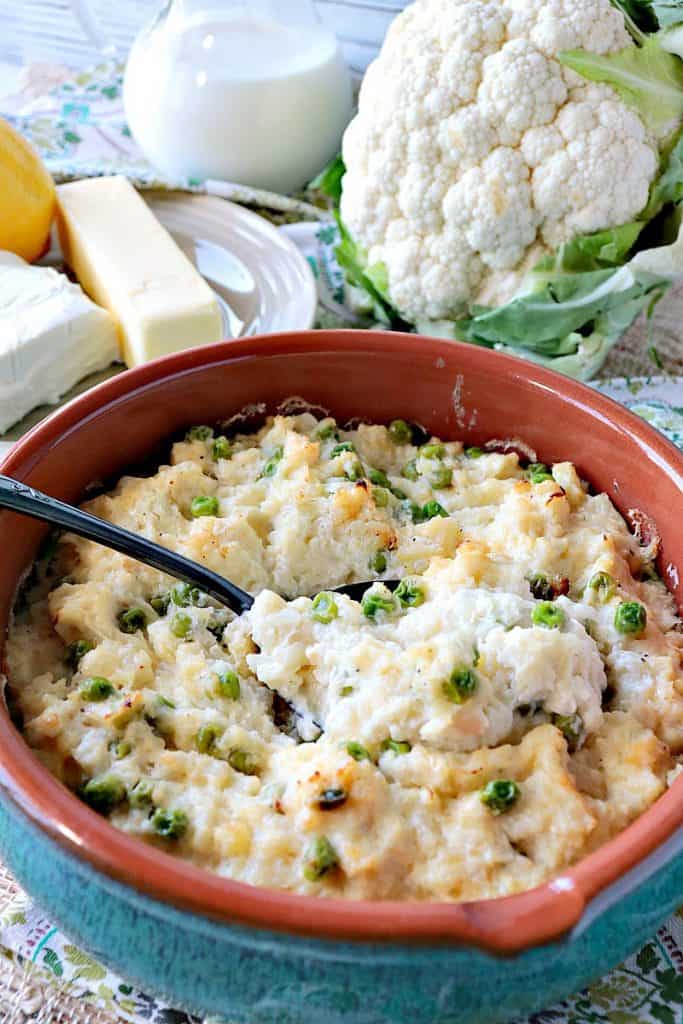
[0,475,254,614]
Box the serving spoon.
[0,475,391,613]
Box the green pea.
[429,464,453,489]
[345,460,365,482]
[480,779,520,815]
[171,612,192,639]
[171,582,206,607]
[390,485,407,500]
[212,436,232,461]
[191,495,219,518]
[361,590,398,620]
[331,442,355,457]
[150,807,188,840]
[398,499,423,523]
[118,607,147,634]
[312,592,339,624]
[113,740,132,759]
[314,419,338,441]
[80,775,126,816]
[185,425,212,442]
[129,779,154,808]
[66,640,94,669]
[442,666,478,704]
[614,601,647,636]
[382,738,412,755]
[464,446,484,459]
[346,741,371,762]
[303,835,340,881]
[388,419,412,445]
[532,602,565,629]
[587,572,616,603]
[372,487,390,508]
[260,446,284,479]
[421,500,448,521]
[369,551,387,574]
[150,593,170,616]
[171,583,192,607]
[420,443,446,460]
[80,676,115,702]
[395,578,425,608]
[368,468,391,488]
[216,670,240,700]
[196,723,223,755]
[526,462,553,484]
[317,788,348,810]
[228,749,261,776]
[527,573,554,602]
[402,458,419,481]
[552,713,584,752]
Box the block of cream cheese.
[0,252,119,434]
[56,176,224,367]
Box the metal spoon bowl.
[0,475,394,614]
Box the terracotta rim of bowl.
[0,331,681,954]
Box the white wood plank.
[0,0,405,73]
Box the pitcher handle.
[68,0,121,56]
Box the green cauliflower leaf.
[560,37,683,133]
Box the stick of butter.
[56,176,224,367]
[0,252,119,434]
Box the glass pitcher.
[70,0,353,192]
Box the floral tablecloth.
[0,55,682,1024]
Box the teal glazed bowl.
[0,332,681,1024]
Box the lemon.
[0,117,56,262]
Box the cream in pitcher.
[73,0,354,192]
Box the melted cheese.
[6,414,681,900]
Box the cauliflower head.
[340,0,659,321]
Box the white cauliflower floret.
[380,234,485,320]
[443,148,538,270]
[478,39,568,145]
[434,0,509,103]
[340,0,660,324]
[505,0,632,58]
[526,87,658,246]
[438,106,497,172]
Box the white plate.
[144,192,317,337]
[1,192,317,442]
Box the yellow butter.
[56,176,223,367]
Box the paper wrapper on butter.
[56,176,224,368]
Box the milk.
[123,7,353,192]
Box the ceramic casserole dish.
[0,331,681,1024]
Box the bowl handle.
[570,826,683,939]
[455,880,586,954]
[453,823,682,955]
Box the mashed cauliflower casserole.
[6,414,682,901]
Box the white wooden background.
[0,0,406,75]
